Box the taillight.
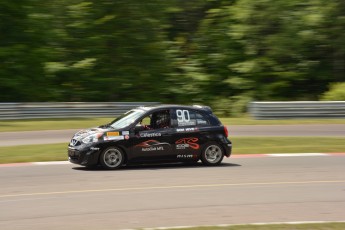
[224,126,229,137]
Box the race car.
[68,104,232,169]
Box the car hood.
[72,127,109,141]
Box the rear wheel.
[201,143,224,166]
[100,147,125,170]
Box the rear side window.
[195,111,210,126]
[175,109,210,127]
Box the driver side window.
[137,110,171,130]
[139,115,151,128]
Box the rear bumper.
[221,138,232,157]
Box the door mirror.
[134,124,145,133]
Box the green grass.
[0,143,67,163]
[0,116,345,132]
[162,222,345,230]
[232,137,345,154]
[0,117,113,132]
[220,117,345,125]
[0,137,344,164]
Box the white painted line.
[128,221,345,230]
[267,153,328,157]
[127,221,345,230]
[243,220,345,225]
[1,180,344,198]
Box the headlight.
[81,133,103,144]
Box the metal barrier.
[249,101,345,119]
[3,101,344,120]
[0,102,159,120]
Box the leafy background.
[1,0,344,115]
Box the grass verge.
[0,137,344,164]
[1,116,345,132]
[220,117,345,125]
[0,143,67,163]
[0,117,112,132]
[232,137,345,154]
[162,222,345,230]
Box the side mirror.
[134,125,145,132]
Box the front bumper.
[68,144,101,166]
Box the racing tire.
[100,146,125,170]
[201,142,224,166]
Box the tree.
[321,82,345,100]
[194,0,345,102]
[0,0,51,101]
[0,0,344,110]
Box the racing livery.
[68,105,232,169]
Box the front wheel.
[201,143,224,166]
[100,147,125,170]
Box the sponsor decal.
[107,132,119,136]
[135,140,170,151]
[135,140,162,147]
[90,147,100,151]
[122,131,129,135]
[142,146,164,151]
[176,127,198,132]
[139,132,161,138]
[104,136,124,141]
[124,135,130,140]
[175,137,199,150]
[178,121,196,127]
[74,128,103,138]
[197,120,207,125]
[177,154,196,158]
[75,129,88,135]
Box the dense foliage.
[1,0,344,113]
[321,82,345,101]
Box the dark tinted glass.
[195,112,210,126]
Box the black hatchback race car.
[68,105,232,169]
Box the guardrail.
[2,101,344,120]
[249,101,345,119]
[0,102,159,120]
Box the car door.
[129,109,175,162]
[172,108,201,160]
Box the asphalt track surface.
[1,124,345,146]
[1,155,344,230]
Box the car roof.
[137,104,213,113]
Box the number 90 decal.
[176,110,195,126]
[176,110,190,122]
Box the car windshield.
[109,109,145,129]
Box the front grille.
[68,149,80,161]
